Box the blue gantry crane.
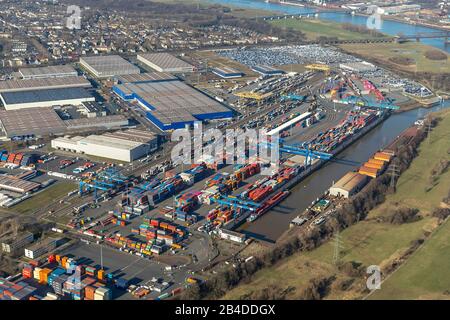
[261,139,333,166]
[340,95,400,110]
[79,180,113,201]
[211,195,261,220]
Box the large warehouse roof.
[1,87,93,105]
[102,128,157,143]
[113,80,232,130]
[117,72,177,84]
[0,76,91,93]
[0,107,67,137]
[19,65,77,79]
[64,115,129,130]
[212,66,244,79]
[137,53,194,73]
[51,129,158,162]
[80,55,140,78]
[0,175,40,193]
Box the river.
[204,0,450,53]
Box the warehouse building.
[251,65,285,76]
[0,87,95,110]
[80,55,140,79]
[0,77,91,93]
[116,72,177,84]
[51,129,158,162]
[379,4,421,15]
[212,66,244,79]
[339,61,377,73]
[0,107,129,139]
[329,172,369,198]
[217,229,246,244]
[24,237,62,259]
[113,80,233,131]
[0,107,67,138]
[0,174,41,193]
[19,65,78,80]
[137,53,194,73]
[64,115,129,132]
[1,232,34,254]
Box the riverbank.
[270,17,387,41]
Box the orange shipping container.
[359,166,379,178]
[373,152,392,162]
[39,268,53,284]
[84,286,96,300]
[364,161,384,170]
[367,158,386,167]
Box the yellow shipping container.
[97,269,105,280]
[55,255,61,263]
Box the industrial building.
[19,65,78,80]
[113,80,232,131]
[80,55,140,78]
[0,77,91,93]
[0,87,95,110]
[0,107,67,138]
[80,102,107,118]
[51,129,158,162]
[217,229,246,244]
[1,232,34,254]
[339,61,377,73]
[212,66,244,79]
[24,237,61,259]
[379,4,421,15]
[137,53,194,73]
[0,107,129,139]
[0,174,41,193]
[251,65,285,76]
[329,172,369,198]
[116,72,177,84]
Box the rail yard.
[0,36,445,301]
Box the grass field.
[368,218,450,300]
[223,109,450,300]
[12,182,76,214]
[152,0,276,17]
[270,18,386,41]
[339,42,450,74]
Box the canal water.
[239,101,450,242]
[204,0,450,53]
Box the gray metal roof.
[0,76,91,93]
[80,55,140,77]
[1,87,93,105]
[116,80,230,124]
[138,53,193,71]
[117,72,177,84]
[19,65,77,78]
[0,107,67,137]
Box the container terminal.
[0,42,443,300]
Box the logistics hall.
[113,79,233,131]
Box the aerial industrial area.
[0,0,449,304]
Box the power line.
[389,158,400,189]
[333,230,344,266]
